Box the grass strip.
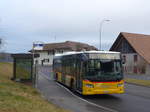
[125,78,150,87]
[0,62,69,112]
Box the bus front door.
[76,61,83,91]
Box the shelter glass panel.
[16,58,32,80]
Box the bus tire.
[70,79,74,90]
[55,73,58,81]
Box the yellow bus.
[53,51,124,95]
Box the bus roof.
[54,51,120,57]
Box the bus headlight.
[85,84,94,88]
[117,84,123,87]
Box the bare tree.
[0,38,2,49]
[0,37,6,54]
[0,38,3,50]
[0,18,3,51]
[0,38,2,44]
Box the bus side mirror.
[122,60,125,64]
[81,54,88,62]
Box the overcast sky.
[0,0,150,53]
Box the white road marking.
[39,72,118,112]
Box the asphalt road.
[37,66,150,112]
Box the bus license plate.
[101,85,110,88]
[103,90,109,93]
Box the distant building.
[30,41,98,65]
[110,32,150,75]
[0,52,13,62]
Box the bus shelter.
[11,53,39,82]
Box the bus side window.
[95,61,100,69]
[82,62,87,76]
[65,58,67,74]
[70,57,74,76]
[115,61,121,72]
[89,60,94,69]
[67,57,71,75]
[62,59,65,74]
[72,58,76,75]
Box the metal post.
[32,41,44,88]
[32,42,36,87]
[13,58,16,79]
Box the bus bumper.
[82,80,124,95]
[82,88,124,95]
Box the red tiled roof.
[111,32,150,64]
[30,41,98,52]
[43,41,98,51]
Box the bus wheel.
[55,73,58,81]
[70,79,74,90]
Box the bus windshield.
[85,59,123,81]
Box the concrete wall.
[122,53,150,75]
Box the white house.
[30,41,98,66]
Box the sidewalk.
[36,66,107,112]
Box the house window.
[141,66,145,74]
[52,50,55,55]
[59,50,63,53]
[134,55,138,62]
[48,51,51,55]
[43,59,49,63]
[122,55,126,64]
[134,66,138,74]
[35,60,38,64]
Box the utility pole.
[32,41,44,88]
[99,19,110,50]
